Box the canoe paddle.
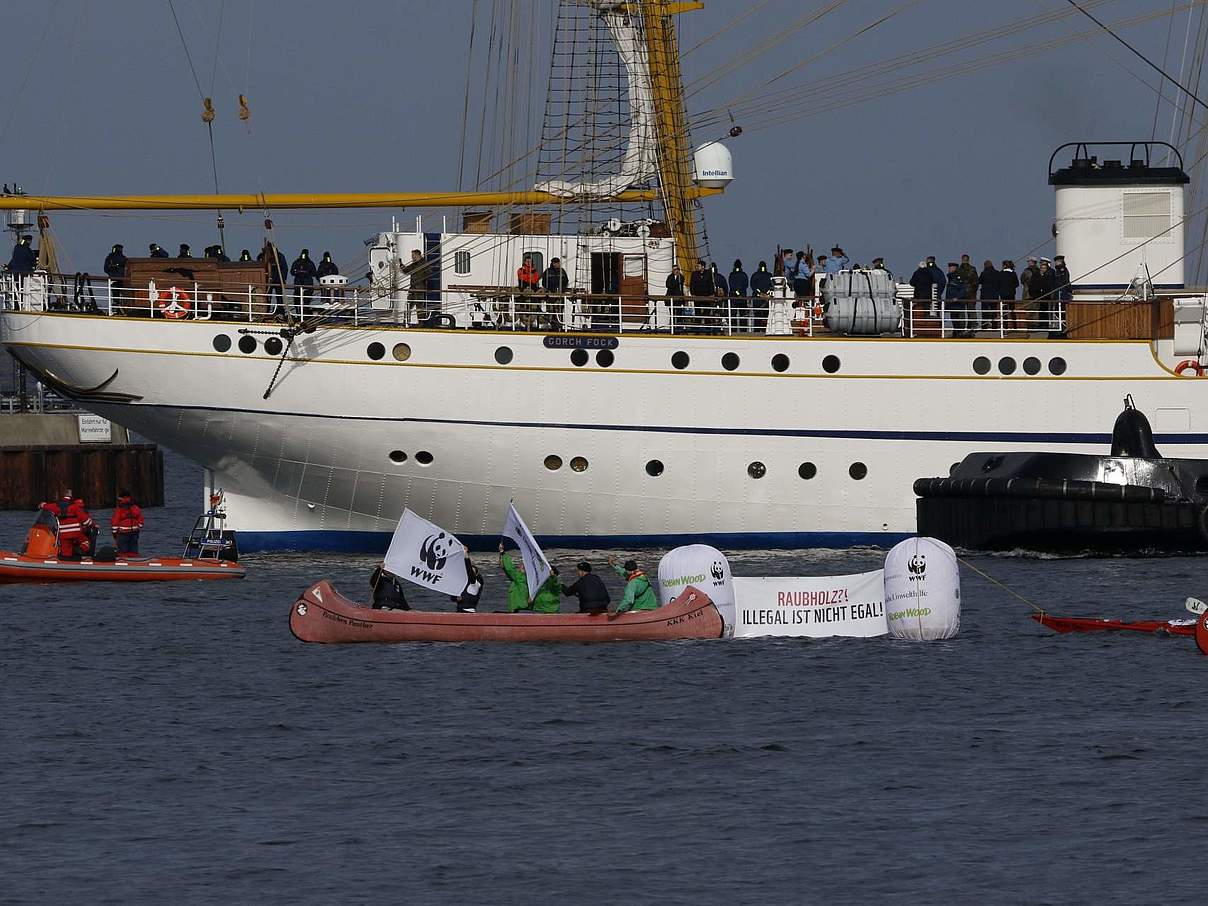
[1186,597,1206,616]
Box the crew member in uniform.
[149,243,169,258]
[290,249,318,313]
[110,490,145,555]
[7,234,37,279]
[103,244,128,281]
[40,490,93,560]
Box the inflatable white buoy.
[658,544,734,634]
[884,537,961,640]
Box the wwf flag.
[383,509,467,596]
[501,502,551,600]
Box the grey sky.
[2,1,1200,278]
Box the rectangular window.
[454,250,471,275]
[1122,191,1172,240]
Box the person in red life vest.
[110,490,145,555]
[39,490,93,559]
[516,255,541,293]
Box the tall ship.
[3,1,1208,552]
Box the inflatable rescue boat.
[0,511,244,583]
[289,580,724,644]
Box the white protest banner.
[732,570,888,638]
[501,502,551,600]
[658,545,735,634]
[383,508,467,596]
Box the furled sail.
[535,1,658,200]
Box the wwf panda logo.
[420,532,455,570]
[908,554,926,577]
[711,560,725,584]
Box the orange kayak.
[0,549,245,583]
[290,580,724,644]
[1032,613,1195,636]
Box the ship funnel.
[693,142,733,189]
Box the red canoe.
[1032,613,1195,637]
[0,549,245,583]
[290,580,725,644]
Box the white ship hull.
[4,309,1205,552]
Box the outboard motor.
[1111,395,1161,458]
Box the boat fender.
[157,287,192,319]
[1174,359,1205,377]
[1197,611,1208,656]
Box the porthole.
[393,343,412,362]
[798,462,817,480]
[1023,356,1041,375]
[264,336,283,356]
[415,451,433,465]
[544,454,563,471]
[771,353,790,373]
[570,349,589,367]
[570,456,589,473]
[212,334,232,353]
[973,356,991,375]
[238,335,257,354]
[998,356,1017,375]
[596,349,615,368]
[388,450,407,464]
[849,462,868,480]
[671,351,690,370]
[722,352,740,371]
[822,354,841,374]
[367,342,385,361]
[646,459,664,477]
[747,461,767,479]
[1049,357,1067,375]
[494,346,512,365]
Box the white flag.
[383,509,467,596]
[501,502,551,600]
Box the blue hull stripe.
[237,529,912,555]
[107,402,1208,445]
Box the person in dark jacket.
[943,262,968,335]
[999,260,1020,332]
[749,260,772,333]
[728,259,750,330]
[258,244,288,310]
[909,260,934,300]
[451,548,483,613]
[103,244,128,281]
[1052,254,1072,332]
[665,264,685,297]
[238,249,253,262]
[542,256,569,294]
[925,256,946,308]
[976,259,999,330]
[370,565,410,610]
[1035,258,1058,330]
[7,235,37,275]
[177,243,192,258]
[317,251,339,279]
[710,262,728,334]
[560,561,611,612]
[688,259,713,332]
[290,248,318,311]
[956,254,978,303]
[148,242,169,258]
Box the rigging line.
[0,0,63,146]
[1153,0,1180,141]
[1065,0,1208,113]
[167,0,205,99]
[956,558,1044,614]
[712,3,1208,136]
[458,0,480,192]
[691,0,1121,123]
[681,0,777,57]
[210,0,226,96]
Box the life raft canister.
[1174,359,1205,376]
[157,287,192,319]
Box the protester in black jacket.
[561,562,611,612]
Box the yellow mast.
[0,188,719,212]
[643,0,705,267]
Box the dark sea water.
[3,450,1207,905]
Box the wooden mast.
[643,0,704,267]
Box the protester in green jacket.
[499,545,530,613]
[531,567,561,614]
[607,557,659,613]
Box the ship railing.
[3,270,1072,338]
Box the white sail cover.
[884,537,961,640]
[658,544,734,633]
[535,2,658,199]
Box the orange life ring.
[1174,359,1205,376]
[157,287,192,319]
